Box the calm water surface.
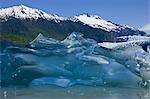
[1,85,150,99]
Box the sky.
[0,0,150,31]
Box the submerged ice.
[1,32,150,88]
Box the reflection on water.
[1,85,150,99]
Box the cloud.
[141,23,150,34]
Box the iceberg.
[1,32,150,88]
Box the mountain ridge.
[0,5,137,32]
[0,5,146,44]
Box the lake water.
[1,85,150,99]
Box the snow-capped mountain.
[72,14,138,32]
[0,5,135,31]
[0,5,65,22]
[72,14,120,32]
[0,5,146,43]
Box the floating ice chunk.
[31,77,74,87]
[62,32,97,49]
[30,33,60,45]
[78,55,109,65]
[30,33,66,51]
[19,64,73,77]
[140,67,150,83]
[1,32,150,88]
[98,37,150,51]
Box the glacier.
[0,32,150,88]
